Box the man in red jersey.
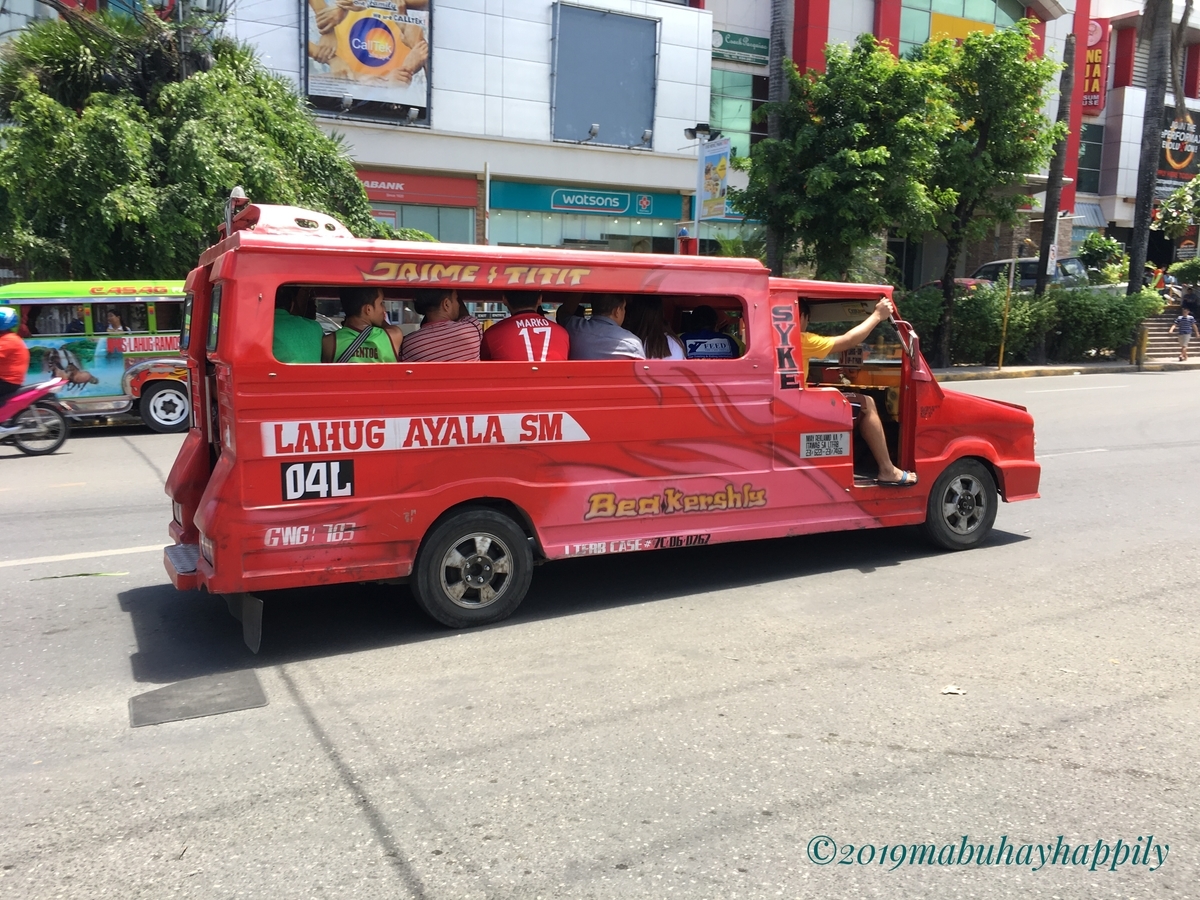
[481,292,570,362]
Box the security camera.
[588,123,600,137]
[340,94,353,111]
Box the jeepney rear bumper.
[995,459,1041,502]
[164,542,201,591]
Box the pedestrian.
[1169,307,1197,361]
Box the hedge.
[895,284,1163,365]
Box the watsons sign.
[551,189,651,215]
[490,181,681,220]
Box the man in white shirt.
[555,294,645,360]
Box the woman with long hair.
[623,296,685,360]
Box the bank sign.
[491,181,683,220]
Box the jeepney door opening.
[795,299,912,479]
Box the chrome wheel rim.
[14,408,64,452]
[148,388,189,427]
[439,533,513,610]
[941,474,987,536]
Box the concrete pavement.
[1,374,1197,899]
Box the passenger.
[555,294,645,360]
[398,289,482,362]
[323,286,403,363]
[272,286,324,364]
[480,291,570,361]
[623,296,685,360]
[400,288,483,362]
[681,305,739,359]
[800,298,917,487]
[106,310,131,333]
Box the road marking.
[1038,448,1109,459]
[0,545,161,569]
[1026,385,1129,393]
[51,482,86,488]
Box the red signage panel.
[1081,19,1109,114]
[356,170,478,207]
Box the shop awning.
[1075,202,1107,229]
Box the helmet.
[0,306,19,332]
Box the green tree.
[0,5,431,280]
[732,34,954,280]
[916,24,1063,366]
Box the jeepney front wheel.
[412,508,533,628]
[923,458,997,551]
[140,381,190,434]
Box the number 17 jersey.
[480,311,571,362]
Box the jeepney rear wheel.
[412,508,533,628]
[923,458,997,551]
[140,381,190,433]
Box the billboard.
[1157,111,1200,201]
[1080,19,1109,114]
[306,0,430,120]
[697,138,732,221]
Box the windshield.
[804,317,904,364]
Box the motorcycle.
[0,378,71,455]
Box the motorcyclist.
[0,306,30,403]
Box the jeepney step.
[165,542,200,575]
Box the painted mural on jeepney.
[23,335,128,398]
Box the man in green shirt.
[272,287,325,363]
[322,287,404,363]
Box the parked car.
[971,257,1089,288]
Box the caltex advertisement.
[306,0,430,114]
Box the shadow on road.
[120,526,1028,684]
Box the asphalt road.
[1,372,1197,899]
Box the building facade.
[7,0,1196,271]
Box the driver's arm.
[827,298,893,354]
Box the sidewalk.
[933,358,1200,382]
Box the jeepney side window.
[180,293,194,350]
[801,299,904,385]
[93,302,148,333]
[155,300,184,334]
[206,285,222,353]
[31,304,87,335]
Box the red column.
[1026,9,1046,58]
[1112,27,1136,88]
[875,0,901,56]
[1060,0,1092,214]
[793,0,831,73]
[1186,44,1200,99]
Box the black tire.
[923,458,997,551]
[12,404,69,455]
[140,381,190,433]
[412,508,533,628]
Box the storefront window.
[369,204,474,243]
[489,210,679,252]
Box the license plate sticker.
[802,431,851,458]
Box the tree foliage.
[0,8,430,280]
[915,23,1064,366]
[732,35,955,280]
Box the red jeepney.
[164,204,1039,649]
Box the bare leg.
[852,394,909,484]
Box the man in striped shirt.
[400,289,483,362]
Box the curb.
[934,361,1200,382]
